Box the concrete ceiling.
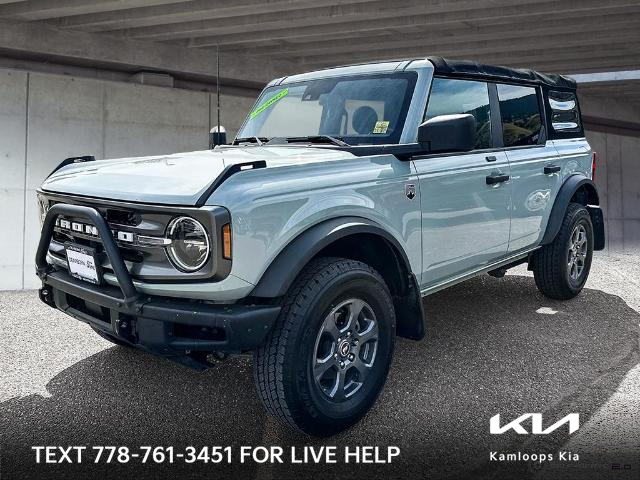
[0,0,638,88]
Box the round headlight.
[166,217,210,272]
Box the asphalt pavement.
[1,254,638,480]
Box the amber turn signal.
[222,223,232,259]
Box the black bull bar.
[36,203,138,305]
[34,203,280,363]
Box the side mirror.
[418,114,476,153]
[209,126,227,148]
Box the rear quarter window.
[548,91,582,133]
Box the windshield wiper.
[281,135,350,147]
[233,136,270,146]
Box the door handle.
[486,155,497,162]
[486,174,510,185]
[544,165,561,174]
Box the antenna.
[209,44,226,148]
[216,43,220,135]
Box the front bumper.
[36,203,280,367]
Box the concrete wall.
[586,130,640,255]
[0,69,28,290]
[0,67,255,290]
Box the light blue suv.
[35,57,604,436]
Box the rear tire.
[91,326,132,347]
[532,202,594,300]
[253,257,395,436]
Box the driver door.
[414,77,511,289]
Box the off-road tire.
[91,326,132,347]
[253,257,396,436]
[532,202,594,300]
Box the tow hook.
[38,287,55,307]
[115,316,137,343]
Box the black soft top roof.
[427,57,576,91]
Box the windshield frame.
[236,71,419,146]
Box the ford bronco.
[35,57,604,436]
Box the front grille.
[45,198,171,280]
[51,201,141,226]
[105,208,141,226]
[39,191,225,282]
[51,216,147,256]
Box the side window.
[425,78,492,149]
[497,84,542,147]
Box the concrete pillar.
[0,70,27,289]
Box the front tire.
[532,202,594,299]
[253,257,396,436]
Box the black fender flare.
[541,174,604,249]
[251,216,426,340]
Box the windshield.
[237,72,417,145]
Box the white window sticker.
[372,121,390,134]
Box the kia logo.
[490,413,580,435]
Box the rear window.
[497,84,542,147]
